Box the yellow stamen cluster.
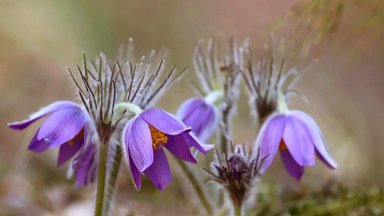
[149,125,168,150]
[279,139,288,151]
[68,129,85,146]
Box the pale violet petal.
[8,101,80,130]
[291,110,337,169]
[124,117,154,172]
[141,108,190,135]
[283,115,316,166]
[37,109,85,148]
[143,148,172,191]
[255,114,287,173]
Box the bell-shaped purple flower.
[123,108,213,191]
[256,110,337,180]
[8,101,88,166]
[176,98,218,141]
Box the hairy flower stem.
[218,107,231,207]
[234,204,242,216]
[220,109,231,154]
[220,132,228,155]
[176,159,213,215]
[94,136,110,216]
[103,145,123,215]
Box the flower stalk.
[94,135,111,216]
[220,109,231,154]
[234,204,242,216]
[175,159,213,215]
[104,144,123,215]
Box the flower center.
[68,129,85,146]
[279,139,288,151]
[149,125,168,150]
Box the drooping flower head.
[244,45,336,180]
[177,37,247,142]
[8,101,89,166]
[106,41,213,191]
[205,140,266,210]
[176,97,217,141]
[123,107,213,191]
[256,96,337,180]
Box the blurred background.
[0,0,383,215]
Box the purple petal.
[166,134,197,163]
[8,101,80,130]
[57,129,86,166]
[283,114,316,166]
[37,108,85,148]
[88,166,97,186]
[177,98,217,140]
[124,117,154,172]
[143,148,172,191]
[73,144,96,187]
[184,132,213,155]
[256,114,287,173]
[176,98,204,120]
[140,108,190,135]
[28,130,50,152]
[291,111,337,169]
[129,152,142,190]
[176,98,204,118]
[316,150,336,169]
[280,150,305,180]
[197,106,217,140]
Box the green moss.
[252,181,384,216]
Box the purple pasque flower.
[8,101,88,166]
[123,107,213,191]
[176,97,218,141]
[180,37,246,144]
[256,110,337,180]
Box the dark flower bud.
[205,142,267,210]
